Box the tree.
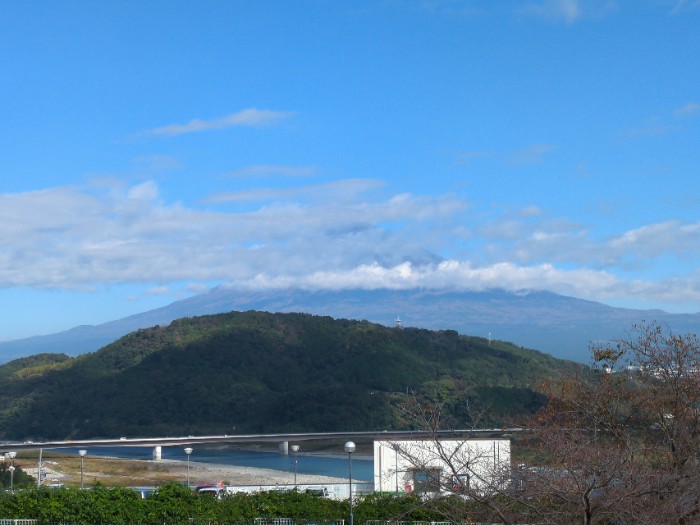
[387,395,526,524]
[0,462,34,490]
[521,322,700,524]
[388,323,700,525]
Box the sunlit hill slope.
[0,311,582,441]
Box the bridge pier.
[279,441,289,455]
[153,446,162,461]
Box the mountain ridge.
[1,287,698,363]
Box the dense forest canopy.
[0,311,581,440]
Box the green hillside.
[0,311,582,440]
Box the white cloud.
[518,0,583,24]
[521,205,544,217]
[517,0,618,24]
[507,143,557,165]
[623,103,698,140]
[207,178,385,204]
[144,108,294,137]
[673,102,700,118]
[480,213,700,269]
[221,259,694,309]
[127,180,159,201]
[671,0,700,14]
[227,165,318,178]
[186,283,210,294]
[146,286,170,296]
[455,150,496,166]
[620,121,678,139]
[456,144,556,167]
[133,155,184,172]
[0,180,455,288]
[608,221,700,259]
[1,180,699,310]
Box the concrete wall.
[373,439,510,495]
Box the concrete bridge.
[1,428,520,456]
[2,429,521,490]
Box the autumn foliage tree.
[389,323,699,525]
[522,323,700,524]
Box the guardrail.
[365,523,513,525]
[254,518,345,525]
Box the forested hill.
[0,311,582,440]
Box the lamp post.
[78,450,87,488]
[184,448,193,488]
[344,441,356,525]
[6,452,16,491]
[290,445,299,487]
[37,449,44,488]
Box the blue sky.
[1,0,699,340]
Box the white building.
[373,438,510,496]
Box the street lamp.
[290,445,299,487]
[184,448,193,488]
[78,450,87,489]
[37,449,44,488]
[344,441,356,525]
[6,452,16,491]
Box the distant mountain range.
[1,287,698,363]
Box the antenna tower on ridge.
[395,315,402,329]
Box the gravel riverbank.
[159,458,350,486]
[22,456,351,488]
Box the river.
[52,446,374,481]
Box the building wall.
[373,439,510,495]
